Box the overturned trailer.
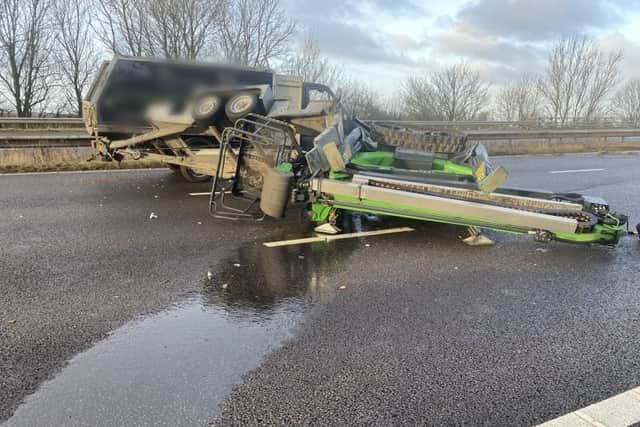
[83,55,336,181]
[84,56,629,246]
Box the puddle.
[5,238,358,427]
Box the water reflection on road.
[5,238,358,427]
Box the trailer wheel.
[179,165,211,183]
[225,92,258,121]
[192,93,222,122]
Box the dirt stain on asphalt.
[4,235,359,427]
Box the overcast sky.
[282,0,640,95]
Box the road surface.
[1,153,639,425]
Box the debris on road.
[149,212,158,220]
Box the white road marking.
[188,191,231,196]
[263,227,414,248]
[549,168,605,174]
[537,386,640,427]
[0,168,167,177]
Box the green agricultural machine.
[84,56,630,246]
[207,114,627,246]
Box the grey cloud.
[285,0,423,66]
[303,17,417,65]
[435,30,539,62]
[457,0,621,41]
[286,0,423,20]
[433,28,547,83]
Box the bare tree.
[0,0,54,116]
[93,0,225,60]
[93,0,153,57]
[401,75,439,120]
[218,0,295,67]
[52,0,100,115]
[146,0,224,59]
[281,33,342,87]
[612,79,640,126]
[538,35,623,125]
[402,62,490,121]
[495,76,541,121]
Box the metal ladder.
[208,114,297,220]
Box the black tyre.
[179,165,211,183]
[192,93,223,122]
[372,125,467,155]
[225,92,258,121]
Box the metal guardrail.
[1,119,640,149]
[369,118,640,130]
[1,117,640,131]
[0,117,84,130]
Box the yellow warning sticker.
[476,161,486,181]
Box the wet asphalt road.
[1,152,640,426]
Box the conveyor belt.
[355,175,598,231]
[311,178,581,235]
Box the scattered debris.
[8,319,16,324]
[314,223,341,235]
[365,243,370,247]
[536,248,549,253]
[149,212,158,220]
[233,263,241,268]
[338,285,347,290]
[154,195,159,199]
[207,271,213,280]
[197,221,202,225]
[221,283,228,289]
[298,255,305,260]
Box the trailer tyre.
[192,93,223,122]
[225,92,258,121]
[179,165,211,183]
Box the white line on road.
[188,191,231,196]
[549,168,606,174]
[0,168,167,177]
[537,386,640,427]
[263,227,415,248]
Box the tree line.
[0,0,638,125]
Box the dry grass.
[483,137,640,156]
[0,147,164,173]
[1,138,639,174]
